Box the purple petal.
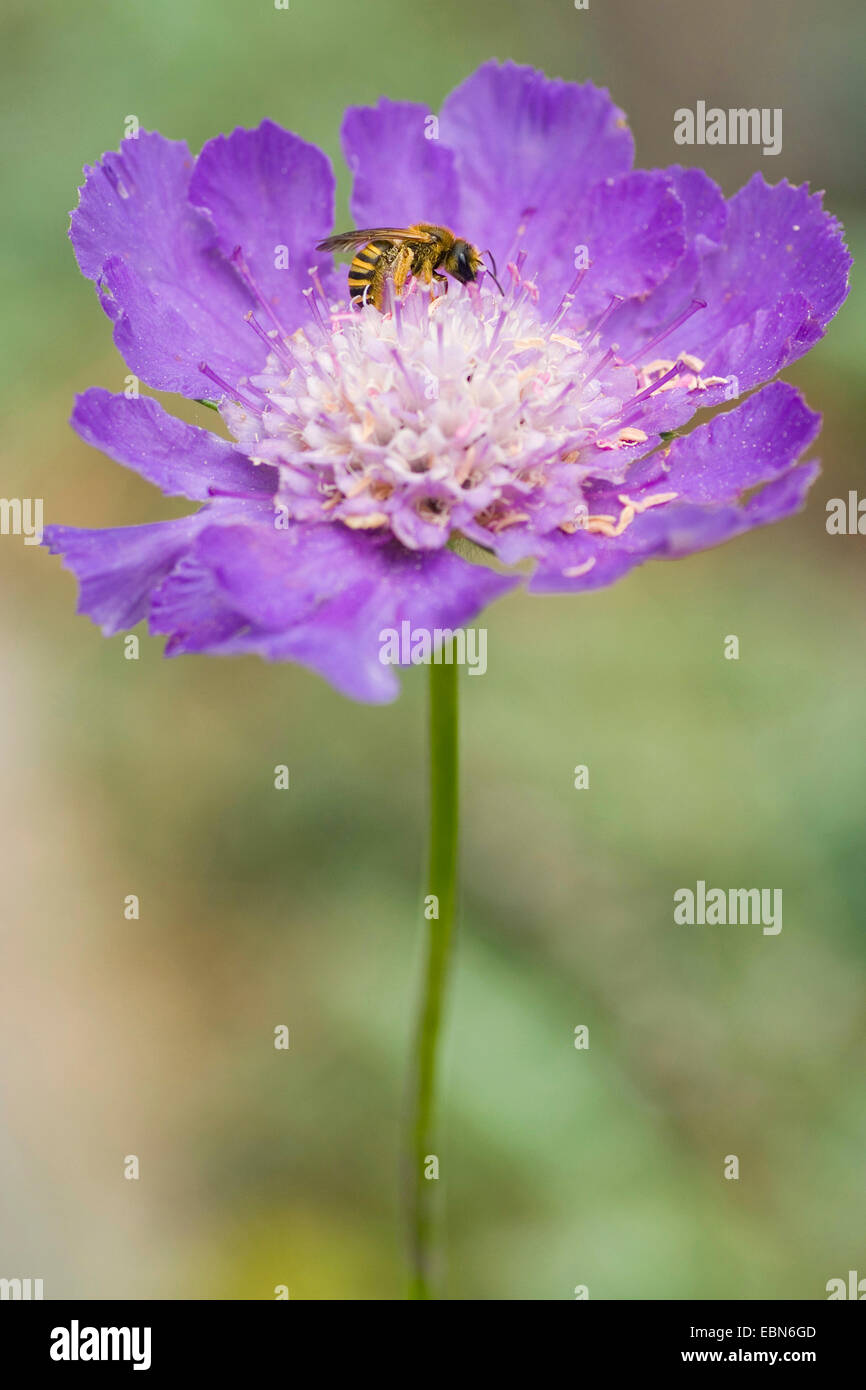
[341,100,459,229]
[531,382,821,593]
[586,174,843,463]
[71,389,278,501]
[668,165,728,246]
[602,166,727,358]
[70,131,264,396]
[96,253,260,399]
[188,121,339,327]
[651,175,849,391]
[43,516,205,634]
[153,523,518,703]
[149,550,251,653]
[742,459,821,525]
[663,380,820,502]
[560,171,687,319]
[530,534,643,593]
[438,61,633,276]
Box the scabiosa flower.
[46,61,850,701]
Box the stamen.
[547,266,590,331]
[504,212,537,266]
[507,258,538,312]
[238,377,292,420]
[389,347,420,403]
[614,360,686,429]
[302,286,330,342]
[380,277,397,318]
[230,246,289,339]
[307,264,327,303]
[582,294,624,346]
[580,346,617,384]
[467,281,486,315]
[244,310,295,371]
[198,362,261,414]
[486,307,510,355]
[392,287,405,339]
[506,261,523,291]
[627,298,707,366]
[542,381,577,416]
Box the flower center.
[208,261,723,553]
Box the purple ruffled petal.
[71,389,278,500]
[602,166,727,358]
[531,381,821,593]
[616,174,850,396]
[341,99,460,229]
[698,175,849,345]
[188,121,339,327]
[43,516,206,634]
[152,523,518,703]
[662,379,820,501]
[580,170,850,469]
[148,550,251,653]
[558,170,687,319]
[70,131,264,396]
[438,61,634,275]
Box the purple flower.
[46,61,850,702]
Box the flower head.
[46,62,850,700]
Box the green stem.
[407,656,459,1299]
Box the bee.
[316,223,504,311]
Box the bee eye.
[455,247,474,282]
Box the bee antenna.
[482,249,504,296]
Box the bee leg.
[424,266,448,305]
[391,245,414,298]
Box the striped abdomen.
[347,240,393,308]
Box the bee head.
[451,240,482,284]
[449,240,505,295]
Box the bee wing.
[316,227,437,252]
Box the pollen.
[342,512,389,529]
[581,490,679,539]
[562,557,597,577]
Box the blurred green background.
[1,0,864,1299]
